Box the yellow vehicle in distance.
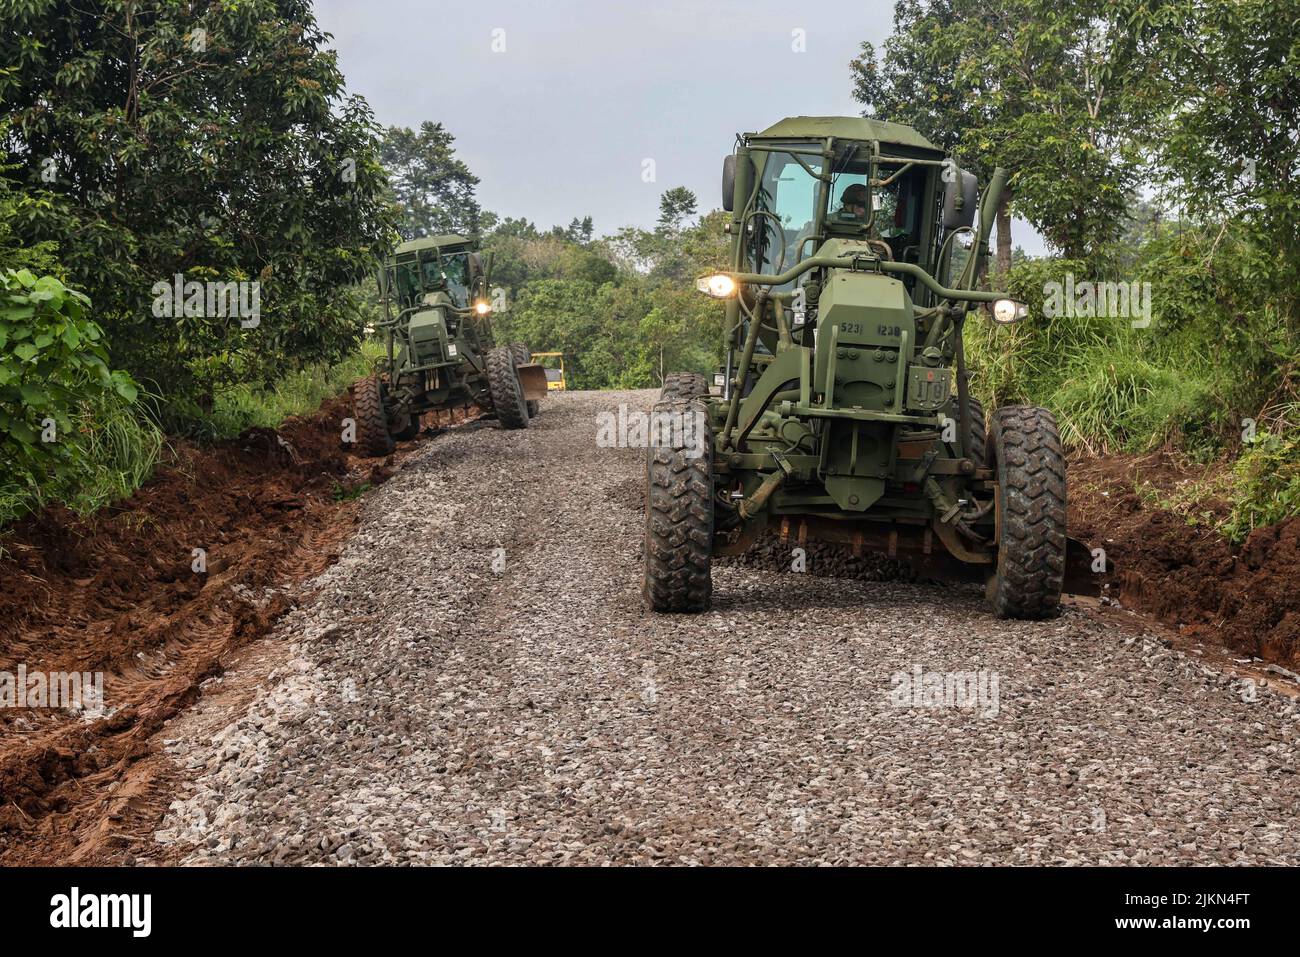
[531,352,567,391]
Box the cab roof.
[393,234,474,256]
[752,116,942,153]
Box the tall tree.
[853,0,1158,263]
[850,1,1012,271]
[657,187,698,233]
[379,122,482,240]
[1153,0,1300,331]
[0,0,395,403]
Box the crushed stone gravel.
[150,390,1300,865]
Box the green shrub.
[0,269,159,525]
[1221,427,1300,541]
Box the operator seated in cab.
[796,181,915,263]
[832,182,914,260]
[831,182,869,223]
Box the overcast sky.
[314,0,1045,254]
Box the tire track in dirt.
[0,398,475,865]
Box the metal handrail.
[726,255,1006,304]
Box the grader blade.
[516,363,549,401]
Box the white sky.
[314,0,1046,255]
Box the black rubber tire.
[986,405,1066,619]
[511,342,540,418]
[966,395,986,469]
[643,397,714,612]
[486,345,530,429]
[352,375,395,457]
[660,372,708,402]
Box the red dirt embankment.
[0,395,452,864]
[1070,453,1300,669]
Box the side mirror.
[722,155,736,212]
[942,169,978,230]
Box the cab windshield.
[425,251,471,309]
[385,249,473,310]
[747,144,926,275]
[749,147,825,277]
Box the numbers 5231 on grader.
[352,234,548,456]
[643,116,1104,619]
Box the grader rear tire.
[643,397,714,612]
[352,375,395,457]
[486,345,530,430]
[986,405,1066,619]
[660,372,709,402]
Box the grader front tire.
[352,376,396,457]
[986,405,1067,620]
[659,372,709,402]
[643,397,714,613]
[486,345,530,430]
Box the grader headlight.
[695,274,737,299]
[990,298,1028,324]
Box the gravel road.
[152,389,1300,865]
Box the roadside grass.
[1221,424,1300,541]
[203,340,383,440]
[0,342,382,532]
[967,323,1216,452]
[967,287,1300,540]
[1049,345,1215,455]
[67,390,168,513]
[0,389,166,529]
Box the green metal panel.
[752,116,943,154]
[736,345,808,443]
[813,268,916,415]
[406,305,451,367]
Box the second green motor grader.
[644,116,1101,619]
[352,234,547,456]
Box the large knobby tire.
[352,375,395,457]
[510,342,540,418]
[987,405,1066,619]
[966,395,986,469]
[486,345,530,430]
[660,372,708,402]
[643,397,714,612]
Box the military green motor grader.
[352,234,547,456]
[644,116,1100,619]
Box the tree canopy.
[0,0,396,409]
